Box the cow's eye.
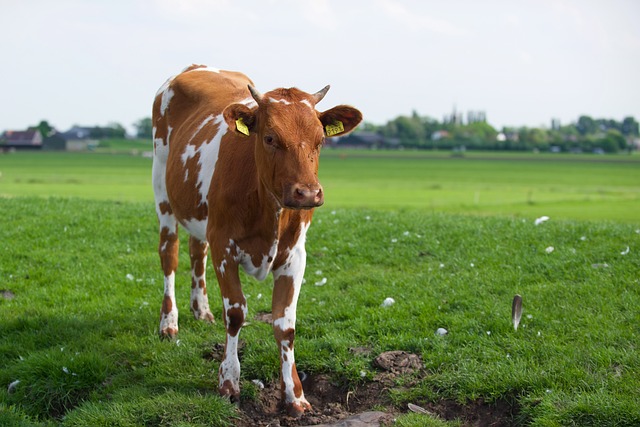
[264,135,276,147]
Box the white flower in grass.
[62,367,70,374]
[580,236,587,241]
[252,379,265,389]
[435,328,448,336]
[545,246,554,254]
[7,380,20,394]
[403,231,410,236]
[534,216,550,225]
[314,277,327,287]
[391,238,398,243]
[486,331,491,335]
[381,297,395,307]
[126,273,134,281]
[621,246,630,255]
[315,270,323,275]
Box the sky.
[1,0,639,135]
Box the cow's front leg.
[215,264,247,403]
[272,258,311,417]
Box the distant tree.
[89,122,126,139]
[29,120,54,137]
[621,116,639,136]
[603,129,627,151]
[576,115,597,135]
[134,117,153,139]
[357,121,379,133]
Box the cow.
[151,64,362,416]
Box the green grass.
[0,149,639,425]
[0,149,638,222]
[0,198,638,425]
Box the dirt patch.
[421,398,518,427]
[232,349,519,426]
[236,373,395,427]
[1,289,15,300]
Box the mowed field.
[0,148,639,222]
[0,147,639,426]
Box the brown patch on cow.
[159,228,179,276]
[272,275,295,321]
[219,378,240,401]
[161,295,173,314]
[274,327,295,348]
[226,306,245,337]
[158,201,172,215]
[292,363,303,398]
[192,299,199,313]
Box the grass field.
[0,147,639,222]
[0,147,639,426]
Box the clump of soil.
[1,289,15,300]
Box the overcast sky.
[1,0,639,134]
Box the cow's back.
[152,65,254,240]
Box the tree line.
[356,112,639,153]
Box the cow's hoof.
[159,327,178,340]
[285,400,312,418]
[219,380,240,405]
[192,309,215,322]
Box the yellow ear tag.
[325,120,344,137]
[235,118,250,136]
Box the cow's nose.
[284,184,324,209]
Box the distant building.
[333,132,399,149]
[59,126,99,151]
[1,129,43,150]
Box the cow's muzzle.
[283,183,324,209]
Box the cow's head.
[223,85,362,210]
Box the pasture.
[0,149,639,426]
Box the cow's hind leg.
[189,236,214,322]
[157,204,180,339]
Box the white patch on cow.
[219,333,241,392]
[300,99,313,109]
[188,66,221,74]
[160,271,178,333]
[237,96,258,109]
[160,87,174,117]
[180,218,208,242]
[235,238,279,281]
[269,97,292,105]
[218,259,227,276]
[166,126,173,146]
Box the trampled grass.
[0,198,638,425]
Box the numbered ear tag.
[235,118,250,136]
[325,120,344,137]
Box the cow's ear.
[223,103,256,137]
[319,105,363,138]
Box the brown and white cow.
[152,65,362,416]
